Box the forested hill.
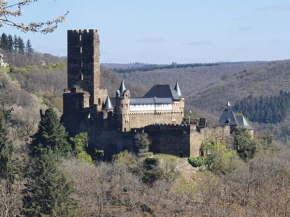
[234,92,290,124]
[0,32,66,67]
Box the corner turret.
[115,80,130,132]
[174,82,182,98]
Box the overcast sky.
[3,0,290,63]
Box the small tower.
[174,82,182,98]
[102,96,114,119]
[173,82,185,121]
[115,80,130,132]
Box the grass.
[152,154,178,159]
[0,67,10,74]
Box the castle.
[62,29,253,158]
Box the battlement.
[132,123,196,133]
[67,29,98,34]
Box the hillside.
[186,60,290,114]
[111,60,290,113]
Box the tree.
[7,34,13,52]
[70,132,93,164]
[22,150,76,216]
[0,109,14,185]
[18,36,25,54]
[134,132,151,156]
[0,0,68,34]
[30,108,72,157]
[234,128,257,161]
[1,33,8,50]
[25,39,34,53]
[13,35,18,52]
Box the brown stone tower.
[67,29,100,106]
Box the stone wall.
[129,112,174,129]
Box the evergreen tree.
[1,33,8,50]
[22,151,76,216]
[13,35,18,52]
[7,34,13,52]
[30,108,72,157]
[18,36,25,54]
[0,110,14,185]
[26,39,34,53]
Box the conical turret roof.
[119,79,126,96]
[218,101,239,126]
[102,96,114,110]
[174,82,182,97]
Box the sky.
[2,0,290,64]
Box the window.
[80,47,82,53]
[125,104,128,108]
[79,74,84,80]
[80,62,83,67]
[98,98,101,105]
[79,35,82,41]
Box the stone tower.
[67,29,100,106]
[115,80,131,132]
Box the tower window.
[80,62,83,67]
[98,98,101,105]
[79,35,82,41]
[80,74,84,80]
[80,47,82,53]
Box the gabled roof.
[143,84,181,101]
[236,116,253,130]
[102,96,114,110]
[219,107,239,126]
[174,82,182,97]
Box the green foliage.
[0,110,15,186]
[203,140,243,175]
[134,132,151,155]
[54,62,66,68]
[188,157,208,167]
[18,36,25,54]
[22,150,76,216]
[30,108,72,157]
[0,33,8,50]
[234,91,290,124]
[70,132,93,164]
[142,158,163,185]
[9,66,28,75]
[234,128,258,161]
[94,149,104,161]
[113,150,142,175]
[25,39,34,54]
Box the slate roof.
[174,82,182,97]
[119,79,126,96]
[143,84,181,101]
[102,96,114,110]
[219,107,239,126]
[219,102,253,130]
[236,116,254,130]
[130,97,172,105]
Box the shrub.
[188,157,208,167]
